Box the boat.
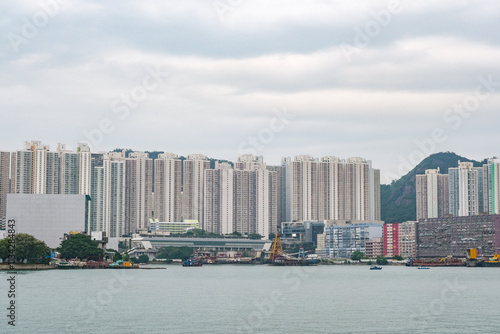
[57,261,82,269]
[418,266,430,269]
[370,266,382,270]
[182,259,202,267]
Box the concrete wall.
[6,194,86,248]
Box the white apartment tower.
[154,153,182,222]
[416,168,449,220]
[0,151,10,225]
[449,161,483,216]
[58,143,79,194]
[204,162,234,234]
[183,154,210,223]
[78,143,92,195]
[124,152,153,234]
[283,155,380,222]
[11,141,48,194]
[482,158,500,215]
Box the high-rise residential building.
[0,151,10,225]
[154,153,182,222]
[416,168,449,220]
[288,155,319,222]
[204,162,234,234]
[108,152,125,238]
[11,141,48,194]
[183,154,210,223]
[283,155,380,223]
[203,155,277,237]
[449,161,483,216]
[482,158,500,215]
[78,143,92,195]
[90,152,106,234]
[58,143,79,195]
[32,141,47,194]
[267,164,285,230]
[89,152,125,237]
[124,152,153,234]
[318,156,341,221]
[45,151,59,194]
[234,154,276,237]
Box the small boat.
[182,259,202,267]
[418,266,430,269]
[370,266,382,270]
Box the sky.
[1,0,500,183]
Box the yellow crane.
[269,233,283,262]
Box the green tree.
[392,255,404,261]
[107,249,122,261]
[376,256,388,265]
[0,233,50,263]
[138,255,149,264]
[351,250,365,261]
[248,233,262,240]
[156,246,193,261]
[122,253,130,262]
[58,234,103,260]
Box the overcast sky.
[2,0,500,183]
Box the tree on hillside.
[58,234,103,260]
[0,233,50,263]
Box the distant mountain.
[380,152,484,224]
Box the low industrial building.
[365,237,384,258]
[384,221,417,258]
[148,219,199,234]
[130,235,272,257]
[321,222,383,258]
[417,214,500,258]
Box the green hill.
[380,152,484,223]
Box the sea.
[1,265,499,334]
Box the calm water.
[1,265,499,334]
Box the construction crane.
[269,233,283,262]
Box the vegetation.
[0,233,50,263]
[376,256,388,265]
[381,152,482,223]
[248,233,263,240]
[138,255,149,263]
[351,250,365,261]
[156,246,194,261]
[58,234,103,260]
[392,255,404,261]
[107,249,122,261]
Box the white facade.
[154,153,182,222]
[6,194,87,249]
